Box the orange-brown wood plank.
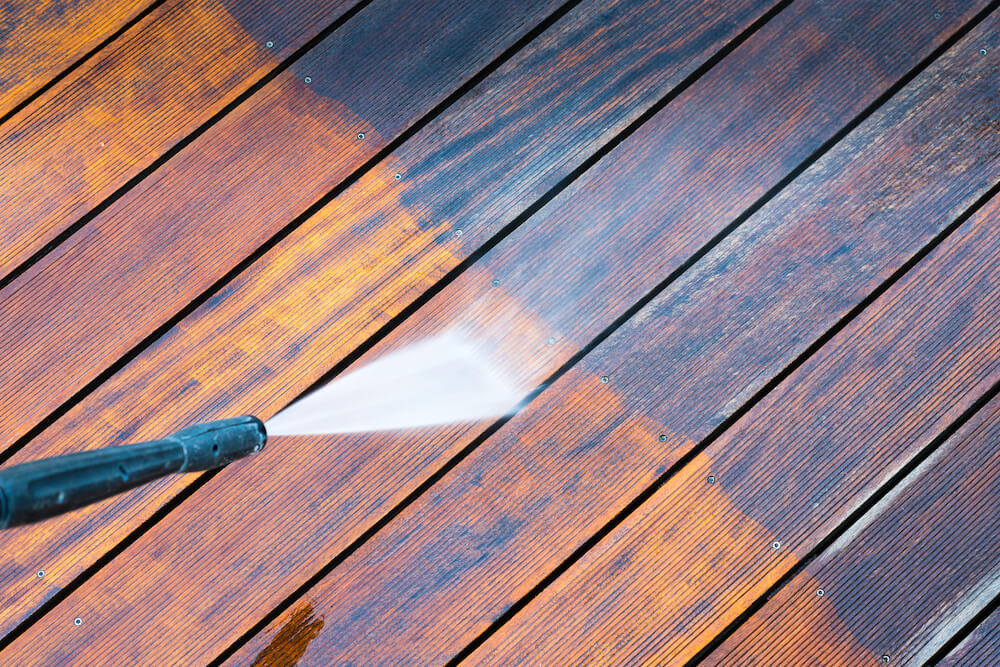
[0,0,153,119]
[0,0,568,456]
[0,0,785,654]
[0,0,360,279]
[941,604,1000,666]
[706,391,1000,664]
[2,1,990,665]
[207,12,1000,665]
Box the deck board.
[220,10,1000,664]
[1,0,999,664]
[0,0,360,280]
[0,0,565,459]
[941,603,1000,666]
[0,0,154,119]
[0,0,781,653]
[707,390,1000,664]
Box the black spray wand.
[0,416,266,529]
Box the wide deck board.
[217,13,1000,664]
[0,0,783,653]
[0,0,566,458]
[0,0,153,118]
[707,390,1000,664]
[0,0,997,663]
[0,0,359,280]
[941,604,1000,666]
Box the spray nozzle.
[0,416,266,529]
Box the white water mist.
[265,331,522,435]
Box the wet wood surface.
[707,390,1000,665]
[0,0,360,280]
[1,0,999,664]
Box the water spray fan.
[0,417,267,529]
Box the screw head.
[880,656,890,664]
[658,434,667,442]
[265,41,274,48]
[771,541,781,550]
[454,229,463,237]
[707,475,716,484]
[37,570,45,578]
[816,588,825,597]
[357,132,365,140]
[547,337,556,345]
[491,279,500,287]
[980,48,988,55]
[600,376,609,383]
[394,173,401,180]
[304,76,312,83]
[74,618,82,626]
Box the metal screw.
[394,173,402,180]
[933,12,942,19]
[881,656,890,664]
[658,434,667,442]
[454,229,463,237]
[357,132,365,140]
[491,279,500,287]
[304,76,312,83]
[980,48,988,55]
[600,376,609,383]
[37,570,45,578]
[707,475,716,484]
[74,618,82,626]
[265,41,274,48]
[771,541,781,550]
[547,337,556,345]
[816,588,825,597]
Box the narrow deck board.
[0,0,565,457]
[941,603,1000,666]
[213,14,1000,664]
[0,0,780,651]
[707,391,1000,664]
[0,0,359,279]
[0,0,152,118]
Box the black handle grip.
[0,416,266,529]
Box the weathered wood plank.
[0,0,567,455]
[0,0,152,119]
[941,603,1000,666]
[3,1,989,665]
[0,0,359,279]
[207,12,1000,665]
[706,392,1000,664]
[0,0,783,654]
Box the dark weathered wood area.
[1,0,999,664]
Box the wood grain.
[0,0,359,279]
[708,392,1000,665]
[941,603,1000,666]
[207,12,1000,665]
[0,0,152,119]
[2,0,985,664]
[0,0,783,656]
[0,0,566,456]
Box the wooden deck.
[1,0,999,664]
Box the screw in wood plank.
[304,76,313,83]
[265,41,274,48]
[707,475,716,485]
[74,618,82,626]
[771,540,781,550]
[547,337,556,345]
[600,376,609,383]
[880,656,890,663]
[358,132,366,140]
[491,279,500,287]
[36,570,45,578]
[658,434,667,442]
[394,173,402,180]
[816,588,825,597]
[933,12,942,19]
[980,49,988,56]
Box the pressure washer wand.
[0,416,266,529]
